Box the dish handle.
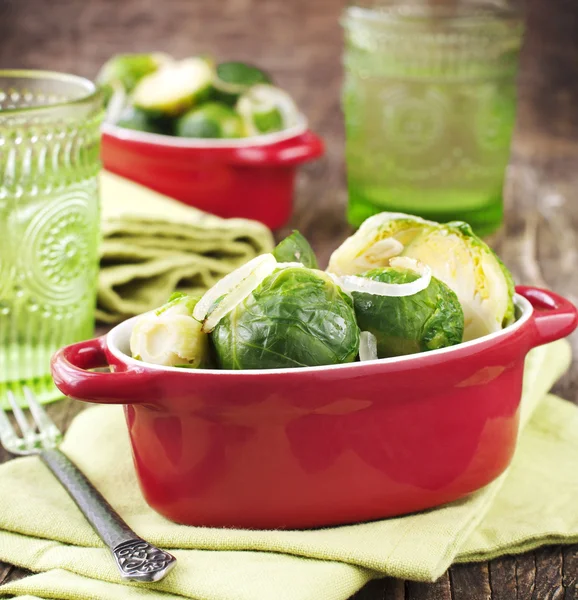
[51,337,157,404]
[227,130,324,167]
[517,286,578,347]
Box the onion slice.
[201,256,278,333]
[389,256,427,274]
[339,264,432,297]
[193,254,277,323]
[359,331,378,361]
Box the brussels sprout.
[352,267,464,357]
[236,84,300,135]
[176,102,244,138]
[132,57,214,117]
[211,267,360,369]
[273,231,318,269]
[328,212,515,342]
[97,53,170,96]
[130,293,210,368]
[116,106,170,134]
[213,61,272,105]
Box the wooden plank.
[352,578,406,600]
[451,563,491,600]
[515,553,537,599]
[532,548,565,600]
[489,556,519,600]
[563,547,578,600]
[405,572,452,600]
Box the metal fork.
[0,387,176,583]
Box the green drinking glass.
[342,1,524,235]
[0,70,103,406]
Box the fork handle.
[39,449,176,583]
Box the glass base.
[0,375,63,409]
[347,184,504,237]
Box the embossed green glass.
[0,71,103,406]
[342,1,524,234]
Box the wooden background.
[1,0,578,597]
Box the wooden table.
[1,0,577,597]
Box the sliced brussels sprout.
[116,106,170,134]
[175,102,244,138]
[236,84,300,135]
[132,57,214,117]
[213,61,272,105]
[328,212,515,342]
[351,266,464,358]
[273,231,318,269]
[130,293,210,368]
[97,52,171,94]
[211,267,360,369]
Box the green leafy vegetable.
[352,267,464,357]
[213,61,272,105]
[211,267,359,369]
[273,231,318,269]
[97,52,169,94]
[328,212,515,341]
[132,57,214,117]
[176,102,244,138]
[116,106,169,134]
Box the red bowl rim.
[106,293,534,376]
[101,115,309,149]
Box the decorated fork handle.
[39,448,177,583]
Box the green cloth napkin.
[1,340,578,600]
[97,172,274,323]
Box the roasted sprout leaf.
[212,267,359,369]
[273,231,318,269]
[352,268,464,358]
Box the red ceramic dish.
[101,120,324,229]
[51,287,577,530]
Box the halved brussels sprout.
[213,61,272,105]
[130,293,210,368]
[352,266,464,357]
[328,212,515,341]
[116,106,169,134]
[175,102,244,138]
[236,84,300,135]
[273,231,318,269]
[211,267,360,369]
[97,52,170,94]
[132,57,214,117]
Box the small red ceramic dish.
[101,119,324,229]
[51,287,577,530]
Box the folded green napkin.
[97,172,274,323]
[1,340,577,600]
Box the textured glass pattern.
[0,71,103,405]
[342,1,524,235]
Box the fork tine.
[0,401,19,448]
[24,386,62,444]
[7,390,35,441]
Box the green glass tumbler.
[342,1,524,235]
[0,71,103,405]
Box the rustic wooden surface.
[1,0,578,597]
